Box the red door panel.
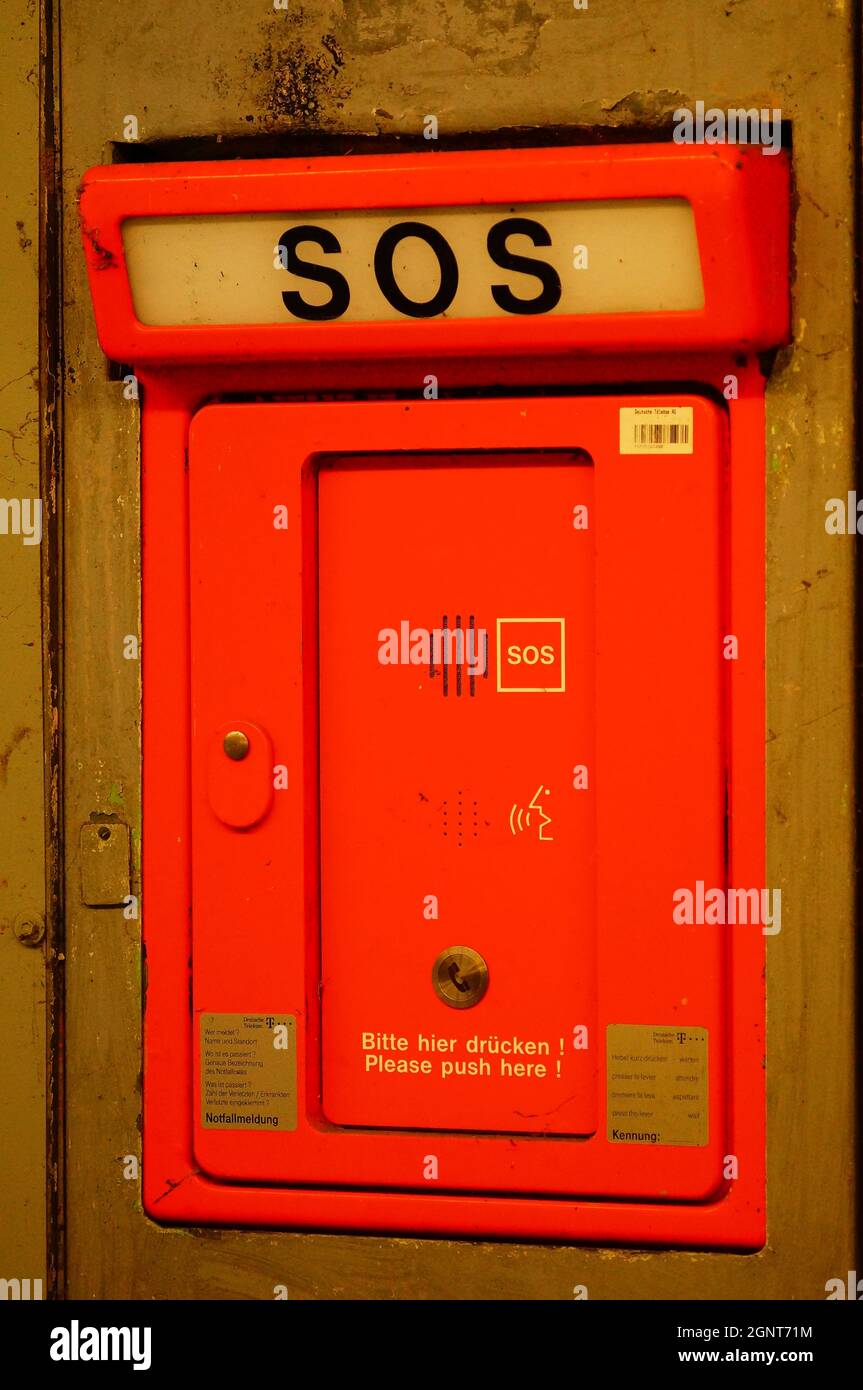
[180,395,741,1228]
[318,453,597,1135]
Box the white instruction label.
[619,406,694,455]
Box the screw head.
[223,730,250,761]
[13,912,45,947]
[432,946,489,1009]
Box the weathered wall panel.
[0,0,47,1293]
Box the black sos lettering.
[279,217,560,320]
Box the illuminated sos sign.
[120,198,704,329]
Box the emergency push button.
[433,947,489,1009]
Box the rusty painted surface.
[0,0,47,1293]
[58,0,855,1297]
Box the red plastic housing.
[78,143,789,1248]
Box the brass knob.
[223,730,250,761]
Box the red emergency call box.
[81,143,790,1248]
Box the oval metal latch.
[207,721,274,829]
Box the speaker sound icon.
[509,785,553,841]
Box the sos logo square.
[496,618,566,693]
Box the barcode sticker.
[619,406,694,455]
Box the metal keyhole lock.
[432,946,489,1009]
